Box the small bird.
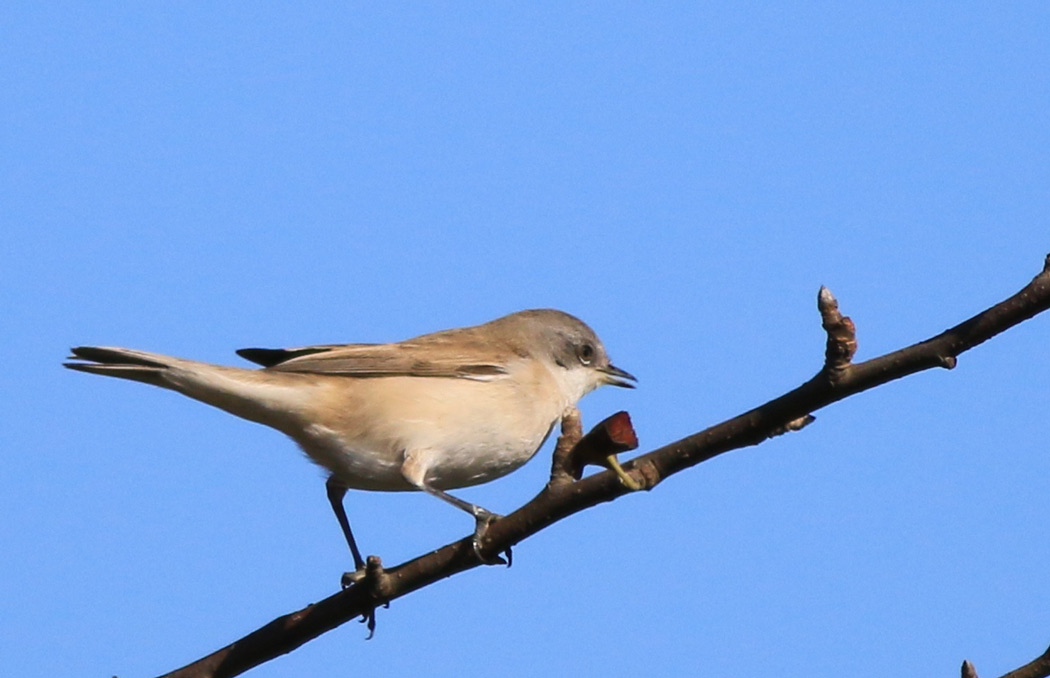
[65,309,634,572]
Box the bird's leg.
[418,483,509,566]
[325,476,366,586]
[402,451,510,566]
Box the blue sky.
[3,4,1049,677]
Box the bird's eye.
[577,343,595,365]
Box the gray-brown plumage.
[65,309,634,570]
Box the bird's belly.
[297,421,553,491]
[292,376,562,492]
[418,425,555,490]
[297,423,410,491]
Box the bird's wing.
[236,333,510,380]
[236,344,366,368]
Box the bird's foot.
[471,508,512,566]
[341,565,367,589]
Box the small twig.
[998,643,1050,678]
[563,411,639,482]
[550,410,640,490]
[818,285,858,374]
[763,286,854,439]
[549,407,583,487]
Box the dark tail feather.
[64,346,173,387]
[236,346,334,367]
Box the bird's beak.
[600,364,637,388]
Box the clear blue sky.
[4,4,1049,677]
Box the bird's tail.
[64,346,176,388]
[64,346,315,432]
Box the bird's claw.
[471,509,512,566]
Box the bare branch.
[998,644,1050,678]
[156,255,1050,678]
[634,254,1050,485]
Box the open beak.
[600,364,637,389]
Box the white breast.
[289,362,572,492]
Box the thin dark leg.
[325,476,364,571]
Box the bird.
[64,308,635,574]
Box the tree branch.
[964,642,1050,678]
[157,255,1050,678]
[998,644,1050,678]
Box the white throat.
[545,362,601,413]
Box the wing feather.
[236,331,510,380]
